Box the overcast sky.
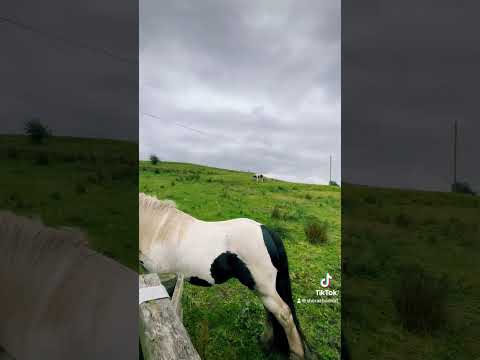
[140,1,340,185]
[343,0,480,192]
[1,0,138,141]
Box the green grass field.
[0,135,138,269]
[342,184,480,359]
[140,161,341,360]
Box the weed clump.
[271,205,282,219]
[395,213,412,228]
[392,265,447,333]
[34,153,49,166]
[304,217,329,244]
[7,147,18,159]
[75,183,87,194]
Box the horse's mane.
[0,211,137,359]
[0,211,88,254]
[139,192,176,213]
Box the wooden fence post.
[139,274,200,360]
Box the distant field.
[0,135,138,269]
[343,184,479,359]
[140,161,341,360]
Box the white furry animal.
[139,193,307,359]
[0,211,137,360]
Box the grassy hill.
[342,184,479,359]
[0,135,138,269]
[140,161,341,360]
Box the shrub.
[364,195,376,204]
[87,174,98,184]
[452,181,476,195]
[304,218,329,244]
[305,193,313,200]
[392,266,447,333]
[271,205,282,219]
[7,147,18,159]
[34,153,49,166]
[150,154,160,165]
[24,119,51,144]
[154,169,160,174]
[395,213,412,228]
[50,192,62,200]
[75,183,87,194]
[62,153,77,163]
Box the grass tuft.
[392,266,447,333]
[304,217,329,244]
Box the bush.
[392,266,447,333]
[7,147,18,159]
[305,193,313,200]
[395,213,412,228]
[304,218,329,244]
[24,119,51,144]
[50,192,62,200]
[75,183,87,194]
[452,181,476,195]
[34,153,49,166]
[271,205,282,219]
[150,154,160,165]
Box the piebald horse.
[139,193,309,359]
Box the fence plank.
[139,274,200,360]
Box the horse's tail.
[261,225,311,357]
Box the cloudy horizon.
[140,1,340,185]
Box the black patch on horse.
[210,252,255,290]
[261,225,306,354]
[188,276,212,287]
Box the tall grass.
[304,217,329,244]
[392,266,447,333]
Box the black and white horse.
[253,173,265,182]
[139,193,308,359]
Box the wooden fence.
[139,273,200,360]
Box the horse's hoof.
[290,354,303,360]
[289,352,304,360]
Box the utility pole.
[453,120,457,191]
[329,155,332,184]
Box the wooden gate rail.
[139,274,200,360]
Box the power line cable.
[141,112,212,137]
[0,15,136,64]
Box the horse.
[139,193,310,359]
[0,211,137,360]
[253,173,265,182]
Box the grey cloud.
[343,0,480,192]
[140,0,340,184]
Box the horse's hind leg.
[259,290,304,359]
